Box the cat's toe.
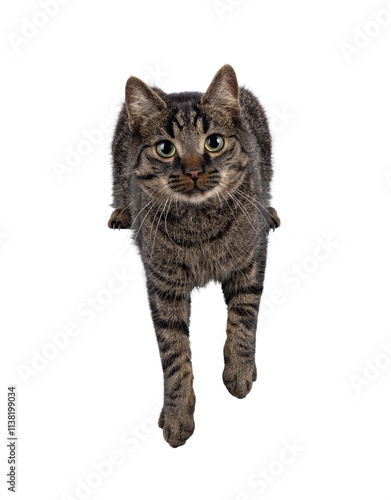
[223,362,257,399]
[159,409,195,448]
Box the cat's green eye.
[156,140,176,158]
[205,134,224,153]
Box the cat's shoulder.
[239,86,266,114]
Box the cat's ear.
[201,65,240,120]
[125,77,167,132]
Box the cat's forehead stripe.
[167,108,208,138]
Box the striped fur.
[108,65,279,447]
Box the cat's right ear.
[125,77,167,133]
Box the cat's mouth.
[187,184,208,193]
[168,171,221,199]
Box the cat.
[108,65,280,447]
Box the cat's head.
[125,65,249,204]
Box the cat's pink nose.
[185,167,203,180]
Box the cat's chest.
[140,201,264,285]
[166,215,261,286]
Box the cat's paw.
[267,207,280,231]
[108,208,131,229]
[158,407,195,448]
[223,361,257,399]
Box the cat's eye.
[205,134,224,153]
[156,140,176,158]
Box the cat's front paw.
[158,407,195,448]
[108,208,131,229]
[267,207,280,231]
[223,360,257,399]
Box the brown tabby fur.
[108,65,280,447]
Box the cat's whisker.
[109,229,133,260]
[234,188,283,240]
[116,199,134,217]
[223,193,236,218]
[219,183,254,223]
[148,186,173,238]
[215,191,223,210]
[164,195,180,247]
[175,193,179,218]
[219,183,280,240]
[230,192,257,232]
[150,196,170,261]
[222,189,257,232]
[130,199,155,229]
[234,189,269,228]
[110,195,153,259]
[235,188,279,224]
[134,201,157,240]
[149,200,165,240]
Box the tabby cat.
[108,65,280,447]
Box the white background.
[1,0,391,499]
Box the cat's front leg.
[147,279,195,448]
[221,253,266,399]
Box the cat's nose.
[185,167,203,180]
[182,155,205,181]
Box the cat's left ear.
[201,65,240,120]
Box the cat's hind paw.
[267,207,280,231]
[108,208,131,230]
[158,407,195,448]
